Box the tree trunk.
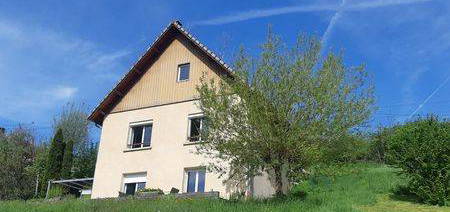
[273,165,284,197]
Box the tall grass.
[0,163,446,212]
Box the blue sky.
[0,0,449,140]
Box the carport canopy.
[46,177,94,198]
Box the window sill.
[183,141,207,146]
[123,147,152,152]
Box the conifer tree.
[61,139,74,179]
[46,129,65,180]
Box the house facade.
[88,21,275,199]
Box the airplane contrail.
[321,0,346,51]
[191,0,432,26]
[407,74,450,119]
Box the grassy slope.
[0,163,448,212]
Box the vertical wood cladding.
[111,36,222,113]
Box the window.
[124,182,146,195]
[188,116,204,142]
[123,172,147,195]
[128,122,152,149]
[185,169,205,193]
[177,63,190,82]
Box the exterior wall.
[111,36,221,113]
[252,172,276,198]
[92,33,276,199]
[92,100,234,198]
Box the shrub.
[0,128,36,200]
[229,191,245,201]
[137,188,164,195]
[47,186,64,198]
[386,116,449,205]
[324,134,370,163]
[367,126,395,163]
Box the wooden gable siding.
[111,35,221,113]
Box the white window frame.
[187,114,204,143]
[122,172,147,194]
[177,63,190,82]
[127,120,153,149]
[183,167,206,193]
[124,182,146,194]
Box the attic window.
[177,63,190,82]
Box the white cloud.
[52,86,78,99]
[0,20,23,41]
[0,17,129,123]
[0,18,129,75]
[87,50,130,72]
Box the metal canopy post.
[45,180,52,199]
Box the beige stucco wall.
[92,100,235,198]
[252,172,276,198]
[92,32,276,199]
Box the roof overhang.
[87,21,233,126]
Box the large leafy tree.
[53,103,89,151]
[72,142,98,178]
[53,103,97,179]
[196,31,375,195]
[30,142,49,197]
[0,128,36,200]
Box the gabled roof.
[88,21,233,126]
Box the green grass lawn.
[0,163,448,212]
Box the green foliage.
[53,103,89,151]
[229,191,246,201]
[196,29,375,195]
[46,129,65,181]
[28,143,49,198]
[307,163,367,179]
[3,164,447,211]
[321,133,370,164]
[47,186,64,199]
[53,103,97,179]
[386,116,449,205]
[367,126,395,163]
[0,103,97,200]
[71,142,98,178]
[0,128,36,200]
[137,188,164,194]
[61,139,74,179]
